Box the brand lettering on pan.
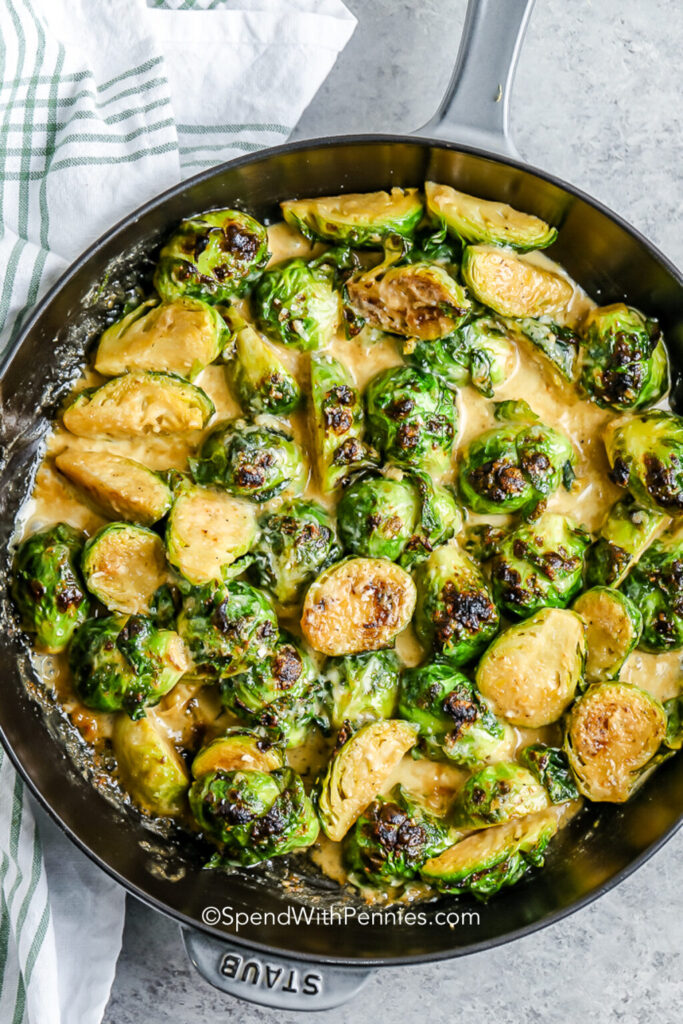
[220,953,322,996]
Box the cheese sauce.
[16,221,682,892]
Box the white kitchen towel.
[0,1,356,1022]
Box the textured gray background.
[104,0,683,1020]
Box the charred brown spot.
[470,459,526,504]
[442,691,478,738]
[55,584,84,612]
[222,223,259,263]
[29,579,45,601]
[250,800,288,842]
[272,644,303,691]
[388,396,415,420]
[396,422,421,451]
[433,582,497,650]
[333,437,365,466]
[520,451,551,481]
[609,456,631,488]
[235,450,275,490]
[643,454,683,510]
[363,800,428,870]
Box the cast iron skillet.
[1,0,683,1010]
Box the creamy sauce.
[17,218,683,897]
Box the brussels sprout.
[325,649,401,729]
[663,696,683,750]
[406,316,516,398]
[190,419,305,502]
[281,188,423,247]
[94,297,228,378]
[154,209,269,304]
[221,631,316,714]
[55,449,172,526]
[249,499,342,607]
[176,580,278,676]
[425,182,557,251]
[82,522,168,615]
[316,719,418,841]
[69,614,189,719]
[189,767,319,865]
[490,512,590,619]
[462,523,506,563]
[414,542,499,665]
[398,660,512,767]
[518,745,580,804]
[346,261,471,341]
[253,257,340,351]
[420,807,560,897]
[565,682,667,802]
[504,317,578,381]
[12,523,90,651]
[344,784,453,888]
[605,410,683,514]
[476,608,585,727]
[241,679,329,749]
[461,245,573,319]
[579,304,668,411]
[365,366,457,475]
[310,353,378,493]
[112,713,190,816]
[451,762,549,829]
[620,525,683,652]
[572,587,643,681]
[191,728,285,778]
[458,416,575,516]
[301,557,417,656]
[226,323,301,416]
[62,371,214,439]
[337,476,420,561]
[399,478,462,569]
[165,485,257,585]
[586,498,666,588]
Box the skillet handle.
[416,0,535,157]
[181,925,372,1011]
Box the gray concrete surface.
[104,1,683,1020]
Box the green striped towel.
[0,1,355,1021]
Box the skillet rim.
[1,132,683,968]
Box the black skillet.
[1,0,682,1010]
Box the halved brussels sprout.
[365,366,457,475]
[490,512,590,619]
[189,767,319,865]
[253,258,340,351]
[620,525,683,652]
[458,416,575,516]
[565,682,667,802]
[249,499,342,608]
[399,478,462,569]
[190,419,305,502]
[12,523,90,651]
[425,182,557,251]
[325,649,401,729]
[420,807,560,896]
[226,323,301,416]
[310,353,378,493]
[62,371,214,438]
[112,713,190,817]
[398,660,512,767]
[281,188,423,247]
[176,580,278,676]
[94,297,228,378]
[586,498,666,588]
[55,449,172,526]
[337,476,420,561]
[414,542,499,666]
[69,614,189,719]
[344,784,454,888]
[518,745,579,804]
[191,728,285,778]
[316,719,418,841]
[301,557,417,656]
[451,762,549,829]
[154,209,270,304]
[605,410,683,514]
[221,631,316,714]
[346,261,471,341]
[82,522,168,615]
[461,245,573,319]
[579,304,668,411]
[237,678,329,749]
[406,316,516,398]
[572,586,643,681]
[476,608,585,727]
[504,316,578,381]
[165,485,257,585]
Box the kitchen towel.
[0,1,356,1022]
